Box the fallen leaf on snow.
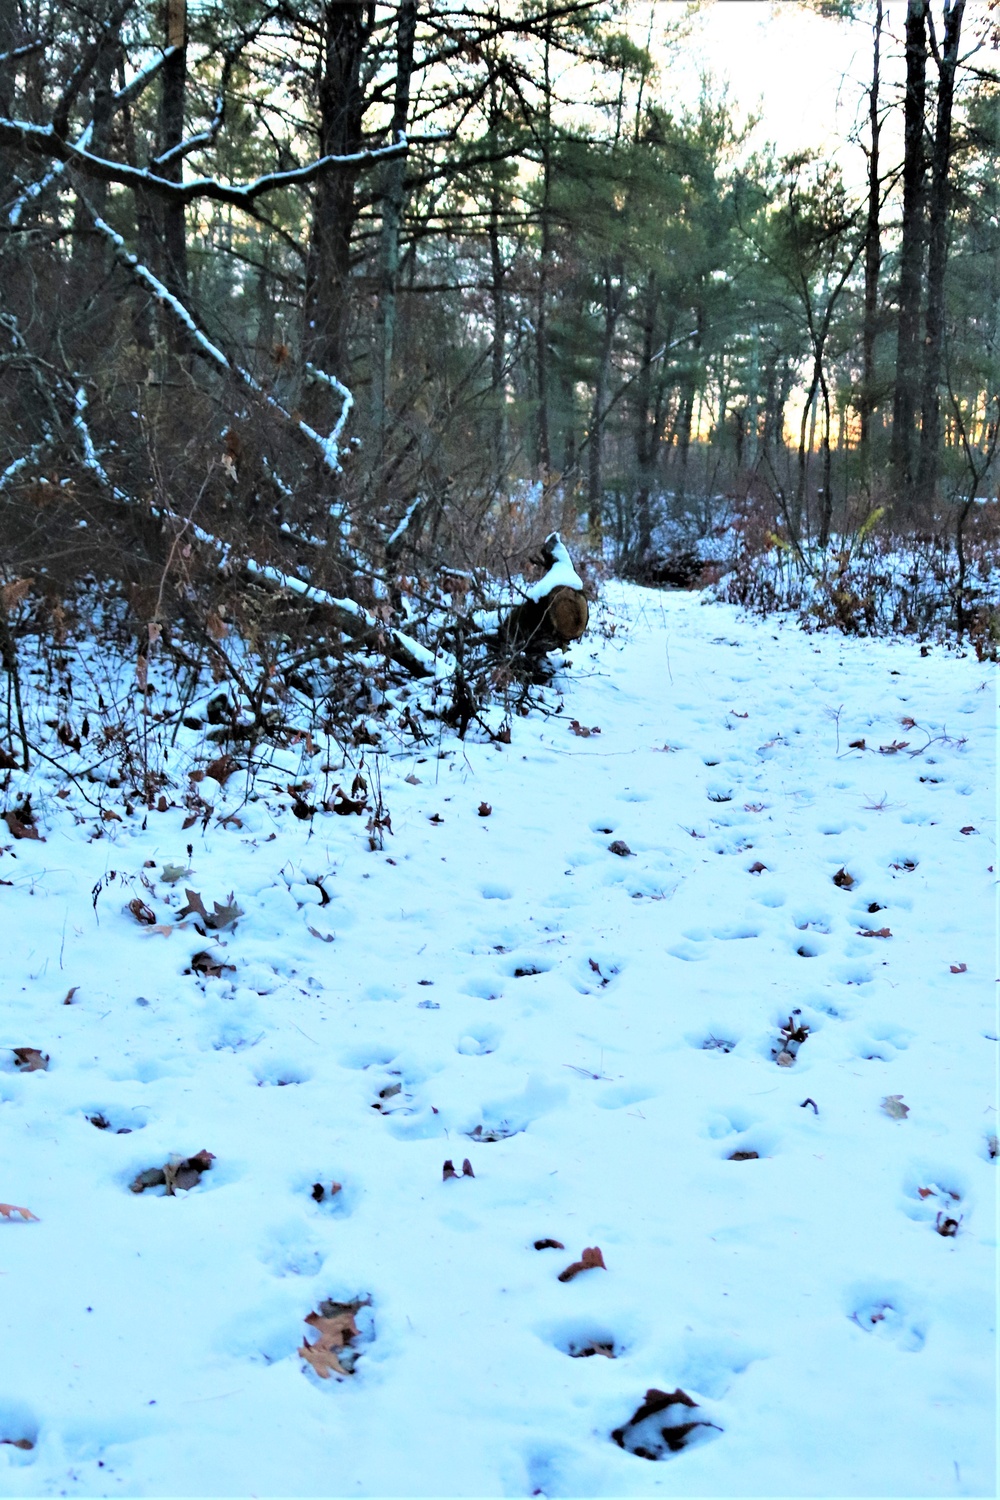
[950,963,967,974]
[832,867,855,889]
[960,826,976,835]
[569,720,601,737]
[130,1149,215,1195]
[0,1202,38,1221]
[849,738,866,750]
[177,889,243,930]
[881,1095,909,1120]
[11,1047,48,1072]
[558,1245,607,1282]
[478,802,492,817]
[608,840,632,857]
[879,740,909,754]
[188,950,236,978]
[534,1238,565,1250]
[299,1299,366,1379]
[128,897,157,925]
[611,1387,721,1459]
[204,754,237,785]
[748,860,767,874]
[858,927,892,938]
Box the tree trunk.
[487,78,508,482]
[0,0,19,210]
[890,0,928,502]
[634,271,658,556]
[535,1,553,477]
[373,0,417,448]
[158,0,188,302]
[303,0,367,381]
[859,0,883,472]
[916,0,965,507]
[818,368,833,548]
[587,265,620,540]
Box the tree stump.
[502,533,589,650]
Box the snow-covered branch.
[89,212,353,481]
[8,52,172,227]
[304,362,354,472]
[0,117,407,208]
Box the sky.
[650,0,907,190]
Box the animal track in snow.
[253,1059,312,1087]
[846,1282,927,1351]
[82,1104,148,1133]
[258,1223,324,1278]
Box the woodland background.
[0,0,998,782]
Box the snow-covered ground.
[0,585,996,1498]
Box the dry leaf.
[478,801,492,817]
[130,1149,214,1195]
[404,773,421,785]
[442,1159,458,1180]
[748,860,767,874]
[63,986,79,1005]
[833,867,855,889]
[881,1094,909,1120]
[569,720,601,737]
[11,1047,47,1072]
[331,788,366,815]
[849,738,866,750]
[960,826,976,835]
[949,962,967,973]
[534,1237,565,1250]
[3,809,40,841]
[858,926,892,938]
[879,740,909,754]
[128,897,157,926]
[188,950,235,978]
[1,577,32,610]
[608,840,632,857]
[558,1245,607,1282]
[299,1299,365,1379]
[612,1387,719,1459]
[0,1202,38,1221]
[178,889,242,930]
[205,754,237,785]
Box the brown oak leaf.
[299,1299,365,1379]
[832,867,855,889]
[0,1202,38,1221]
[11,1047,48,1072]
[858,926,892,938]
[558,1245,607,1282]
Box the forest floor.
[0,584,996,1498]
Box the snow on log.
[502,533,589,649]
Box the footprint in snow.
[845,1281,927,1351]
[0,1399,38,1457]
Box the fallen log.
[502,532,589,650]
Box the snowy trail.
[0,586,996,1497]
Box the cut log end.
[545,585,589,643]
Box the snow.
[0,586,995,1497]
[526,533,584,601]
